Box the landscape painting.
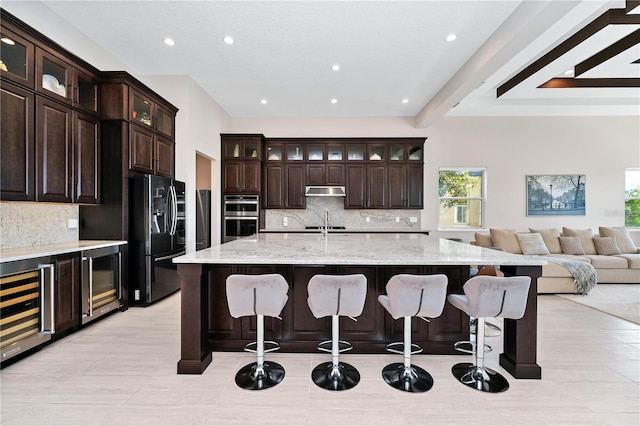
[526,175,586,216]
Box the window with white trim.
[438,168,485,229]
[625,168,640,228]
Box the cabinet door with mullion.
[73,111,100,204]
[0,27,35,89]
[35,47,73,105]
[36,96,72,202]
[1,82,35,201]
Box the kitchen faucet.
[323,210,329,237]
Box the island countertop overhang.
[173,233,547,266]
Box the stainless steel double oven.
[223,195,259,243]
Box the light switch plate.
[67,219,79,229]
[410,217,418,223]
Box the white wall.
[228,115,640,243]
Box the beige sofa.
[472,227,640,294]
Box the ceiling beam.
[414,0,578,129]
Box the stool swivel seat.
[307,274,367,391]
[378,274,448,393]
[226,274,289,390]
[447,275,531,393]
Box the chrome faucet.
[323,210,329,237]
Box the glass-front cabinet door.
[0,29,34,88]
[408,144,423,161]
[265,145,282,161]
[243,139,259,159]
[286,144,304,161]
[36,48,71,102]
[131,91,153,127]
[389,144,405,161]
[74,68,98,114]
[155,106,174,138]
[326,144,343,161]
[307,145,324,161]
[367,145,386,161]
[346,145,365,161]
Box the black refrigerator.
[129,174,186,305]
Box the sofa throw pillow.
[593,237,622,256]
[516,233,550,255]
[474,232,493,248]
[559,236,586,255]
[598,227,636,254]
[528,227,562,254]
[489,228,522,254]
[562,227,597,255]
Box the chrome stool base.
[235,361,285,391]
[451,362,509,393]
[311,361,360,391]
[382,362,433,393]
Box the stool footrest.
[244,340,280,354]
[385,341,423,356]
[317,339,353,354]
[453,340,492,355]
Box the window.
[438,168,485,229]
[625,169,640,227]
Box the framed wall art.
[526,175,585,216]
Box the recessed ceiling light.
[223,36,234,44]
[1,37,15,45]
[564,69,574,76]
[445,34,457,42]
[163,38,175,46]
[331,64,340,71]
[260,99,267,104]
[402,99,409,104]
[330,99,338,104]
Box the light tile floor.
[1,291,638,425]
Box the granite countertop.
[260,228,430,234]
[174,233,546,266]
[0,240,127,263]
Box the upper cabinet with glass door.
[35,47,98,114]
[389,142,423,161]
[0,28,34,88]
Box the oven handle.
[155,250,186,262]
[38,263,55,334]
[224,216,259,220]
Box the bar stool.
[226,273,289,390]
[378,274,448,393]
[447,275,531,393]
[307,274,367,391]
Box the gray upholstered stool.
[447,275,531,393]
[226,274,289,390]
[307,274,367,391]
[378,274,448,393]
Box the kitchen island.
[173,233,545,379]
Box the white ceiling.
[4,0,639,126]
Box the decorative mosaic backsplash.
[264,197,422,230]
[0,202,79,249]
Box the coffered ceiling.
[3,0,639,127]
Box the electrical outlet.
[134,289,140,300]
[365,217,370,223]
[410,217,418,223]
[396,217,400,223]
[283,217,288,227]
[67,218,78,229]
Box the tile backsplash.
[264,197,422,230]
[0,202,79,249]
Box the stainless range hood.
[305,186,346,197]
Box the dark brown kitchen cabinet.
[73,111,100,204]
[53,253,81,333]
[155,136,174,178]
[35,96,99,204]
[345,165,366,209]
[306,164,344,186]
[0,27,34,89]
[388,164,423,209]
[223,135,262,160]
[35,48,99,115]
[129,124,154,174]
[0,82,35,201]
[285,164,305,208]
[223,161,260,194]
[367,164,387,208]
[407,164,423,208]
[36,95,72,202]
[264,164,284,208]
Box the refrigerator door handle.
[169,185,178,236]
